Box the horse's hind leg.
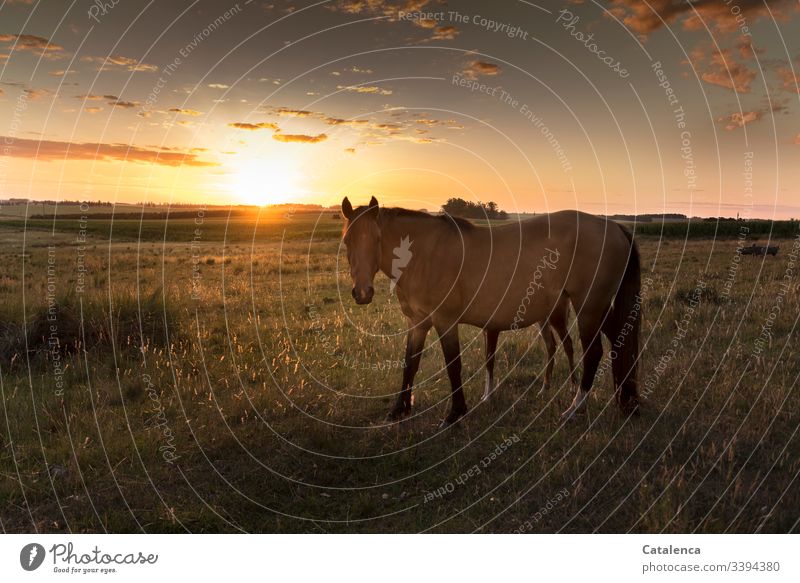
[390,322,430,420]
[482,329,500,401]
[562,310,605,420]
[540,322,556,392]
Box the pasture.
[1,210,799,533]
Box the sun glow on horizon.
[224,155,304,206]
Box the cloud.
[272,133,328,143]
[344,147,356,154]
[431,25,460,40]
[0,136,217,166]
[22,88,52,100]
[717,100,787,130]
[80,54,158,72]
[685,44,756,93]
[795,134,800,145]
[776,66,799,93]
[337,84,393,95]
[462,60,501,80]
[84,106,103,114]
[208,83,230,89]
[49,68,76,77]
[608,0,795,36]
[228,122,280,131]
[168,108,203,116]
[273,107,315,117]
[719,110,762,130]
[0,33,65,58]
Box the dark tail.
[609,224,641,413]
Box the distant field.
[0,211,798,533]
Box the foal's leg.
[390,323,430,420]
[481,329,499,401]
[562,313,605,420]
[540,322,557,392]
[436,323,468,426]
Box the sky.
[0,0,798,217]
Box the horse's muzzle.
[352,286,374,305]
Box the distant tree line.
[441,198,508,220]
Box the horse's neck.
[378,214,452,277]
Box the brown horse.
[341,196,640,425]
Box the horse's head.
[341,196,381,305]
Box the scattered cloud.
[462,60,501,80]
[80,54,158,72]
[272,133,328,143]
[208,83,230,89]
[431,25,460,40]
[684,44,756,93]
[22,88,52,100]
[608,0,794,36]
[776,66,799,93]
[168,108,203,116]
[273,107,316,117]
[77,94,140,108]
[228,121,280,131]
[0,136,217,166]
[0,33,65,59]
[337,84,393,95]
[719,110,762,130]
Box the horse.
[340,196,641,426]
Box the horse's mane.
[381,207,476,231]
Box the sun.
[226,156,303,206]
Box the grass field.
[1,210,799,533]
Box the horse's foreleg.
[390,323,429,420]
[481,329,499,401]
[436,323,467,426]
[562,317,604,420]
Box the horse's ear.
[369,196,379,209]
[342,197,354,219]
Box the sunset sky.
[0,0,798,216]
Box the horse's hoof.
[388,403,411,422]
[439,409,467,428]
[619,399,640,416]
